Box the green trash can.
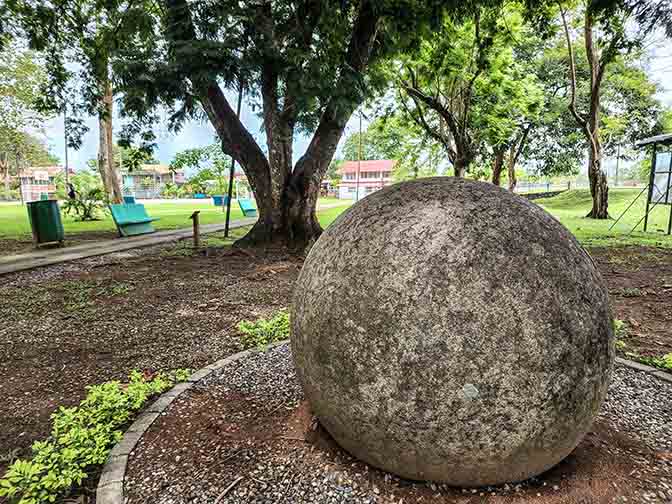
[26,200,65,247]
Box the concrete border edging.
[96,349,671,503]
[615,356,672,384]
[96,340,289,504]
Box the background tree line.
[2,0,672,247]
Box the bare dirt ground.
[591,246,672,358]
[0,240,302,480]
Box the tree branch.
[292,0,380,185]
[400,87,455,161]
[163,0,271,195]
[559,3,590,131]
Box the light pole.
[356,111,362,202]
[63,103,70,186]
[615,143,621,187]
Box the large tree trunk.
[97,75,122,203]
[583,14,608,220]
[97,114,110,194]
[507,143,517,192]
[491,147,506,186]
[165,0,378,250]
[586,143,608,218]
[453,159,465,178]
[240,177,322,248]
[1,155,9,192]
[561,7,609,219]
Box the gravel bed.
[126,344,672,504]
[599,365,672,450]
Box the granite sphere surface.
[290,177,614,486]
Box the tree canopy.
[108,0,557,247]
[0,41,58,190]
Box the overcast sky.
[41,36,672,174]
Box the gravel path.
[126,344,672,504]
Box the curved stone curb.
[96,340,289,504]
[615,356,672,384]
[96,347,671,503]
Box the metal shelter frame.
[610,133,672,234]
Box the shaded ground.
[126,344,672,504]
[1,242,671,500]
[0,239,302,480]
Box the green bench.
[238,198,257,217]
[109,203,159,237]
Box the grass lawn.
[537,188,672,248]
[0,201,245,239]
[0,198,351,241]
[2,188,669,249]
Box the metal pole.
[666,149,672,235]
[224,80,245,237]
[630,190,666,235]
[609,183,649,231]
[63,104,69,186]
[615,143,620,187]
[356,112,362,202]
[644,143,657,232]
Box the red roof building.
[338,159,396,200]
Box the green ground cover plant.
[237,310,290,349]
[0,369,190,504]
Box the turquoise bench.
[212,195,229,206]
[123,195,136,204]
[238,198,257,217]
[109,203,159,237]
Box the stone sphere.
[291,177,614,486]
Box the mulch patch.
[0,243,303,480]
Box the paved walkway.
[0,218,257,276]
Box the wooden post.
[190,211,201,248]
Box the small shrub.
[0,188,20,201]
[237,310,290,349]
[0,370,188,504]
[628,353,672,372]
[613,319,627,339]
[171,368,192,382]
[56,170,108,221]
[621,288,642,298]
[654,353,672,371]
[615,340,627,351]
[108,282,131,296]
